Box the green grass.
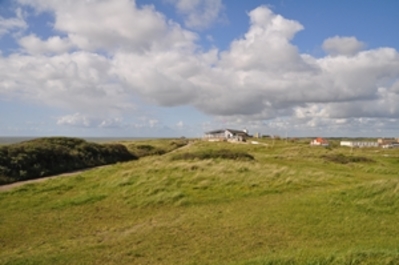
[0,139,399,264]
[171,148,254,161]
[117,138,189,157]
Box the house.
[378,138,399,146]
[380,138,399,148]
[310,137,329,146]
[382,143,399,149]
[204,129,250,142]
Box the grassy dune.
[1,139,399,264]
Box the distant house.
[382,143,399,149]
[379,138,399,148]
[340,141,378,148]
[204,129,250,142]
[378,138,399,145]
[310,137,329,146]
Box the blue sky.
[0,0,398,138]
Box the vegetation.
[1,139,399,264]
[321,153,375,164]
[122,138,189,157]
[171,148,254,161]
[0,137,136,185]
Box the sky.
[0,0,398,138]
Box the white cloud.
[57,113,124,128]
[111,48,205,106]
[0,51,135,118]
[57,113,93,127]
[1,3,399,135]
[18,0,197,53]
[99,118,124,128]
[219,6,306,71]
[149,119,159,127]
[166,0,224,29]
[322,36,365,56]
[18,34,73,54]
[0,8,27,37]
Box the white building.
[340,141,379,148]
[310,137,329,146]
[204,129,250,142]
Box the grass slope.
[0,139,399,264]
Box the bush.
[0,137,137,185]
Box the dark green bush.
[0,137,137,185]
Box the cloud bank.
[0,0,398,135]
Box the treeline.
[0,137,137,185]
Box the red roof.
[315,137,328,143]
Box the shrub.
[0,137,137,185]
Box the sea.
[0,137,157,145]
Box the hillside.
[1,139,399,264]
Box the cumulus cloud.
[18,34,73,54]
[1,2,399,134]
[219,6,306,71]
[57,113,124,128]
[322,36,365,56]
[166,0,224,30]
[0,8,27,37]
[0,51,135,117]
[57,113,94,127]
[18,0,197,53]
